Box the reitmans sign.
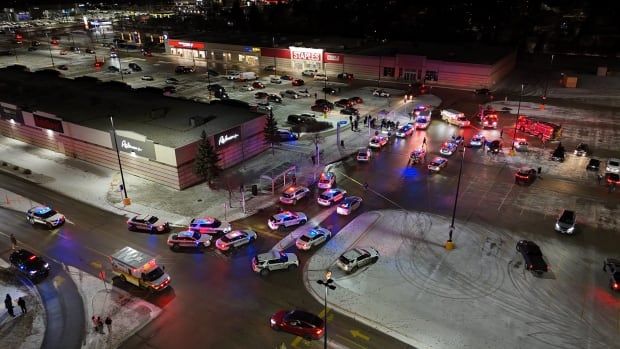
[110,131,156,160]
[214,126,242,149]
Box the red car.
[292,79,305,86]
[94,61,104,68]
[252,81,265,89]
[270,310,324,340]
[348,96,363,105]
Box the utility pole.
[510,83,525,154]
[317,271,336,349]
[48,42,55,67]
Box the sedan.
[515,167,537,185]
[141,75,154,81]
[311,104,330,113]
[292,79,305,86]
[165,77,179,84]
[267,94,283,103]
[215,230,257,251]
[322,87,336,95]
[396,124,414,137]
[337,247,380,273]
[255,92,269,99]
[252,81,265,89]
[280,75,293,80]
[9,249,50,280]
[295,227,332,250]
[516,240,548,275]
[368,136,388,149]
[337,196,363,215]
[372,89,390,97]
[340,107,359,116]
[574,143,589,156]
[240,84,254,91]
[167,230,211,250]
[335,99,353,108]
[270,310,324,340]
[440,142,458,156]
[428,157,448,172]
[270,76,282,84]
[348,96,364,105]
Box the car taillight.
[614,282,619,289]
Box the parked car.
[120,68,132,75]
[315,99,334,109]
[215,230,257,251]
[295,227,332,251]
[107,66,119,73]
[207,84,226,92]
[550,144,565,162]
[189,216,232,236]
[26,206,65,228]
[292,79,305,86]
[314,73,328,81]
[85,48,95,54]
[335,99,353,108]
[127,214,170,233]
[255,92,269,99]
[513,138,529,152]
[555,209,576,234]
[240,84,254,91]
[165,77,179,84]
[287,114,316,125]
[252,251,299,276]
[276,129,299,142]
[270,310,324,340]
[337,196,363,215]
[167,230,211,250]
[280,75,293,80]
[337,72,354,80]
[252,81,265,89]
[311,104,330,113]
[602,258,620,291]
[322,87,336,95]
[348,96,363,105]
[516,240,548,275]
[268,94,282,103]
[372,89,390,97]
[340,107,359,116]
[474,88,492,96]
[336,247,379,273]
[302,70,316,77]
[214,89,229,99]
[280,185,311,205]
[606,158,620,173]
[515,167,537,185]
[206,69,219,77]
[281,90,300,99]
[296,89,311,97]
[574,143,589,156]
[356,148,371,162]
[264,65,276,72]
[267,210,307,230]
[317,188,347,206]
[141,75,154,81]
[128,63,142,72]
[9,249,50,280]
[605,172,620,186]
[270,76,282,84]
[586,158,600,171]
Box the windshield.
[35,209,57,219]
[143,267,165,282]
[282,192,294,198]
[457,116,468,121]
[299,235,311,242]
[358,151,366,156]
[147,216,159,224]
[339,255,352,264]
[417,118,427,123]
[610,161,619,167]
[319,194,331,200]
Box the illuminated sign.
[214,126,242,149]
[243,47,261,53]
[110,132,156,160]
[121,139,143,152]
[168,39,205,50]
[324,53,343,63]
[33,114,64,133]
[289,46,323,62]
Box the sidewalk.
[66,266,162,349]
[0,258,45,349]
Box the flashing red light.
[28,255,37,261]
[614,282,619,289]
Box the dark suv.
[515,167,537,185]
[516,240,548,275]
[555,209,576,234]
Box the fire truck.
[516,116,562,141]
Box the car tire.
[351,265,359,273]
[128,224,136,231]
[300,219,307,225]
[371,256,379,263]
[260,268,269,276]
[287,264,298,271]
[171,243,179,251]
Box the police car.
[252,250,299,276]
[167,230,212,250]
[356,148,371,162]
[368,136,388,149]
[428,157,448,173]
[415,111,431,130]
[372,89,390,97]
[215,230,257,251]
[514,138,529,152]
[295,227,332,250]
[317,188,347,206]
[396,124,414,137]
[336,196,363,215]
[189,216,232,235]
[440,142,458,156]
[127,214,170,233]
[279,186,311,205]
[410,148,426,164]
[470,134,484,147]
[26,206,65,228]
[336,247,380,273]
[317,172,336,189]
[268,211,308,230]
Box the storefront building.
[164,38,262,72]
[167,39,206,61]
[0,68,268,190]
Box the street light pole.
[317,271,336,349]
[48,42,55,67]
[446,145,465,250]
[110,116,129,202]
[510,83,525,152]
[542,54,554,102]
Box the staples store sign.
[289,47,323,62]
[168,39,205,50]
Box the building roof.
[0,66,263,148]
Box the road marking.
[335,334,368,349]
[334,170,405,210]
[52,275,65,288]
[497,183,515,211]
[350,329,370,341]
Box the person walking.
[291,173,297,185]
[597,174,603,185]
[10,233,17,250]
[363,182,369,191]
[105,316,112,334]
[422,137,427,145]
[500,129,504,138]
[17,297,26,314]
[363,115,368,126]
[96,316,104,334]
[354,120,359,131]
[349,115,353,125]
[92,316,99,333]
[5,294,15,317]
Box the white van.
[238,72,257,81]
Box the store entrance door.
[403,70,417,81]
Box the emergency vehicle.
[441,109,470,127]
[516,116,562,141]
[109,246,171,292]
[481,112,498,129]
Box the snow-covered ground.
[306,210,618,349]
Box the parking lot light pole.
[110,116,129,204]
[317,271,336,349]
[446,145,465,250]
[510,83,525,155]
[48,42,55,67]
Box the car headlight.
[43,263,49,268]
[29,270,37,275]
[270,319,276,325]
[567,227,574,233]
[555,223,560,230]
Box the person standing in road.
[597,174,603,185]
[105,316,112,334]
[96,316,104,334]
[422,137,427,145]
[500,129,504,138]
[17,297,26,314]
[291,173,297,185]
[5,294,15,317]
[354,120,359,131]
[10,233,17,250]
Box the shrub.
[1,161,7,166]
[290,121,333,133]
[23,169,32,175]
[13,165,19,170]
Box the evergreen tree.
[193,130,222,185]
[264,111,280,153]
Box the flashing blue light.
[35,206,52,215]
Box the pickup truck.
[516,240,548,275]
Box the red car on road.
[252,81,265,89]
[292,79,305,86]
[270,310,324,340]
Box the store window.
[425,71,438,81]
[383,67,395,77]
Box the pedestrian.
[422,137,427,145]
[349,115,353,125]
[5,294,15,317]
[363,182,369,191]
[597,174,602,185]
[105,316,112,334]
[291,173,297,185]
[354,120,359,131]
[92,316,99,333]
[537,166,542,174]
[363,115,368,126]
[96,316,104,334]
[356,114,360,123]
[10,233,17,249]
[396,121,400,129]
[314,92,317,100]
[340,140,345,148]
[17,297,26,314]
[500,129,504,138]
[311,155,316,165]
